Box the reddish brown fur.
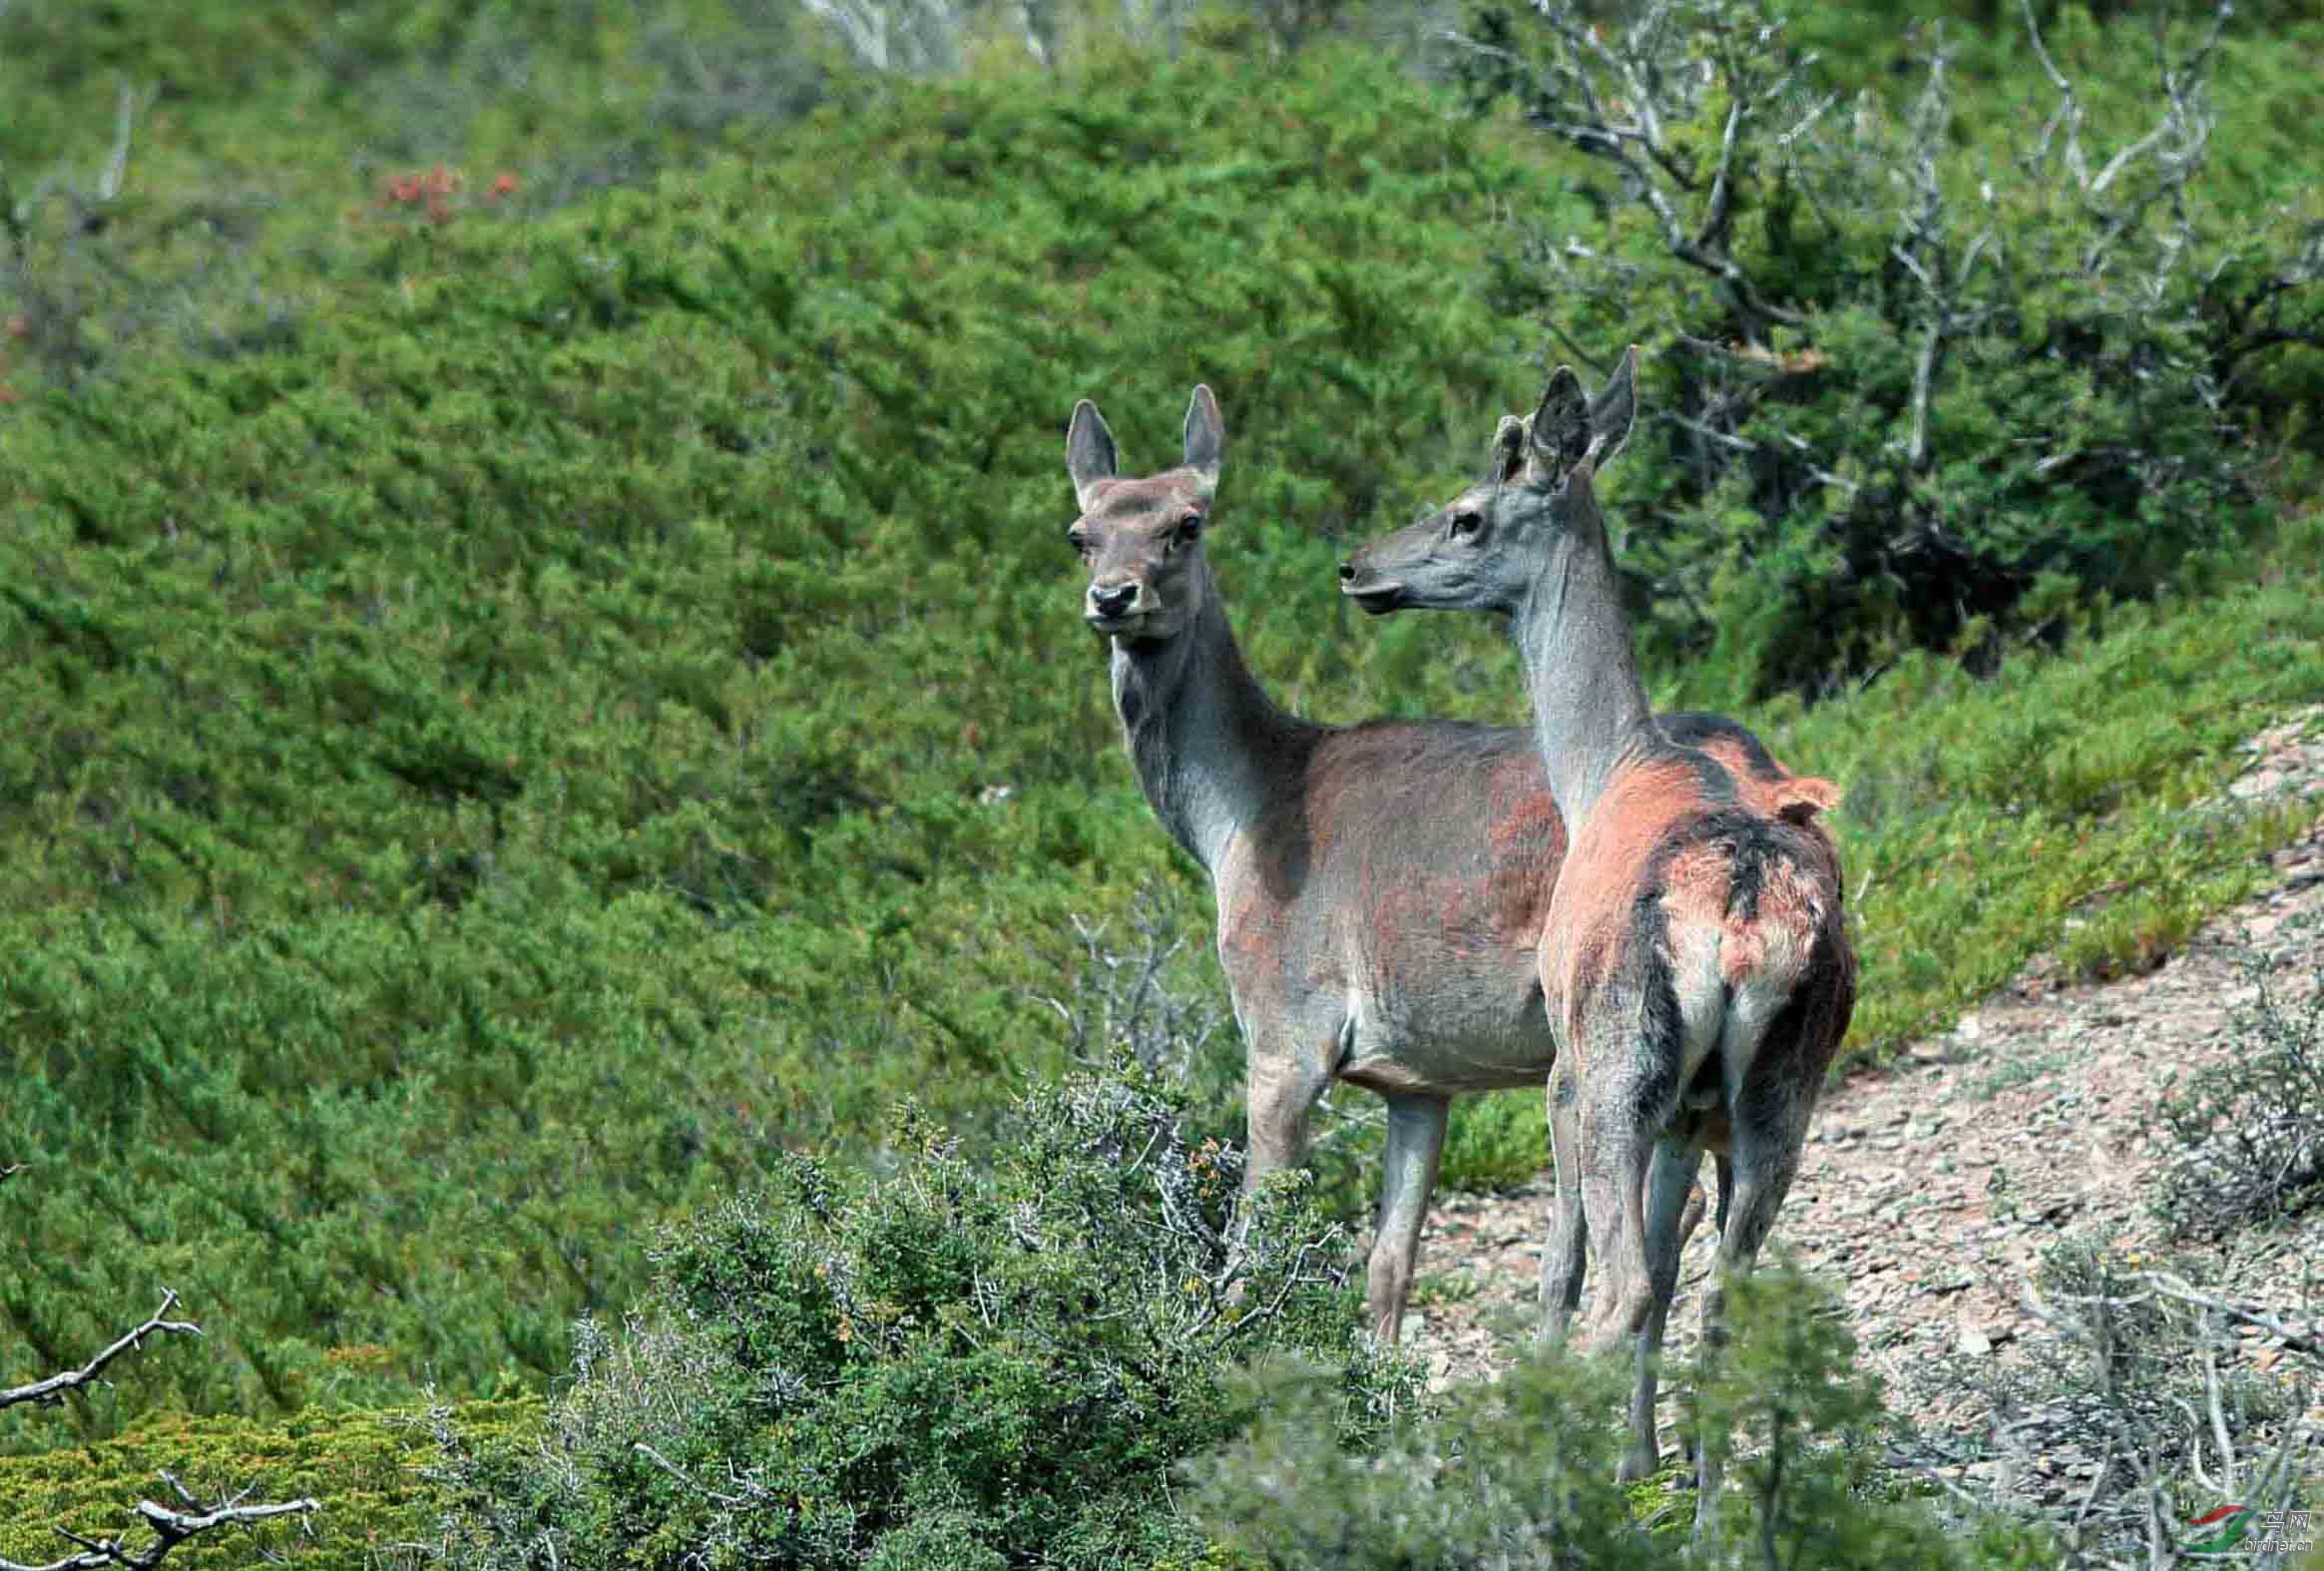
[1204,721,1594,1100]
[1693,737,1843,889]
[1546,756,1718,1032]
[1485,753,1567,947]
[1547,750,1842,1056]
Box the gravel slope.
[1400,709,2324,1465]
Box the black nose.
[1091,582,1138,616]
[1337,560,1357,583]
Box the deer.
[1338,348,1855,1525]
[1061,381,1829,1349]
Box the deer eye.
[1067,529,1094,562]
[1448,510,1482,540]
[1174,512,1203,547]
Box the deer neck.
[1109,568,1305,873]
[1510,524,1657,831]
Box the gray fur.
[1066,399,1120,509]
[1344,355,1654,829]
[1181,383,1224,481]
[1066,386,1575,1342]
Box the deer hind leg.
[1619,1133,1702,1482]
[1690,1076,1817,1537]
[1674,1151,1730,1470]
[1367,1092,1450,1343]
[1573,993,1678,1357]
[1539,1064,1589,1338]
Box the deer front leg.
[1368,1092,1449,1343]
[1673,1151,1727,1471]
[1539,1064,1588,1337]
[1227,1036,1335,1277]
[1240,1040,1332,1192]
[1692,1089,1814,1538]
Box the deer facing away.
[1062,382,1827,1349]
[1339,350,1855,1523]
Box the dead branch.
[95,81,139,207]
[0,1479,317,1571]
[0,1292,201,1411]
[2138,1271,2323,1358]
[632,1443,774,1509]
[1440,0,1806,335]
[0,1195,320,1571]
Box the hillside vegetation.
[1,1,2319,1543]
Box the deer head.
[1339,347,1638,618]
[1064,385,1226,645]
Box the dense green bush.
[1451,0,2322,698]
[0,31,1547,1429]
[4,0,2323,1447]
[1188,1267,2054,1568]
[426,1066,1408,1568]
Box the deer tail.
[1774,776,1841,825]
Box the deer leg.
[1675,1152,1730,1470]
[1691,1093,1813,1538]
[1573,1035,1662,1357]
[1228,1039,1335,1274]
[1367,1092,1450,1343]
[1539,1064,1588,1337]
[1239,1041,1331,1191]
[1618,1134,1701,1483]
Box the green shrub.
[1450,0,2321,699]
[3,0,2320,1431]
[0,1396,531,1569]
[1186,1265,2054,1568]
[426,1066,1413,1568]
[0,31,1543,1429]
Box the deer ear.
[1182,384,1224,490]
[1492,415,1528,483]
[1588,344,1638,468]
[1067,399,1119,509]
[1526,365,1593,487]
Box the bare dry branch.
[1447,0,1806,334]
[0,1292,201,1411]
[0,1488,317,1571]
[0,1184,319,1571]
[2138,1271,2324,1357]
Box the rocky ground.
[1401,708,2324,1500]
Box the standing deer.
[1338,349,1854,1522]
[1061,382,1823,1347]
